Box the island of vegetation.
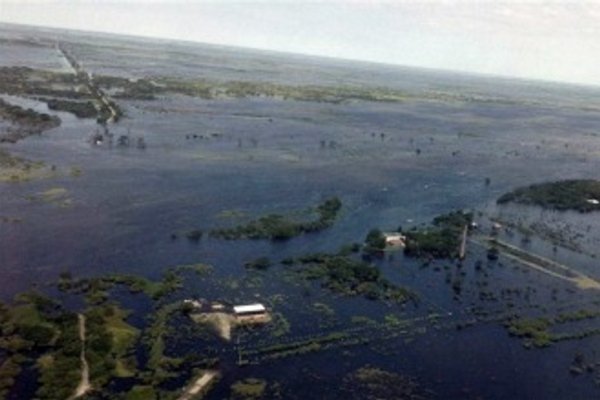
[0,98,60,143]
[504,309,600,348]
[363,229,387,255]
[282,250,417,303]
[403,210,473,259]
[0,148,49,183]
[208,196,342,241]
[341,367,432,400]
[497,180,600,212]
[46,99,97,119]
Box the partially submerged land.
[0,148,50,182]
[181,196,342,241]
[282,251,417,303]
[4,27,600,400]
[0,98,60,143]
[3,199,600,398]
[498,179,600,212]
[0,249,422,399]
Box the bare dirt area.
[177,370,219,400]
[191,312,236,341]
[190,312,272,341]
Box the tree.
[364,229,386,254]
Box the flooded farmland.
[2,23,600,400]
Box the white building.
[383,232,406,247]
[233,303,267,316]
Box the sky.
[0,0,599,86]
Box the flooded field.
[2,23,600,399]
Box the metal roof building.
[233,304,266,315]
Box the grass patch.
[230,378,267,399]
[125,385,157,400]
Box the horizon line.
[1,19,599,91]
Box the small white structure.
[183,299,203,308]
[586,199,600,205]
[383,232,406,247]
[233,303,266,316]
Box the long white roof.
[233,303,266,314]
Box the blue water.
[2,22,600,399]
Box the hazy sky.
[1,0,599,86]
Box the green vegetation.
[0,98,59,127]
[184,229,203,241]
[1,265,214,398]
[405,229,459,259]
[269,312,291,338]
[70,166,83,177]
[35,316,81,400]
[156,77,409,104]
[431,210,473,229]
[141,302,184,386]
[313,302,335,317]
[0,67,87,100]
[46,98,97,118]
[109,272,182,300]
[504,309,600,348]
[248,332,349,360]
[505,317,553,348]
[364,229,386,254]
[0,292,81,400]
[172,263,214,277]
[0,149,48,183]
[342,367,431,400]
[285,252,416,303]
[93,304,139,378]
[209,197,342,241]
[94,75,159,100]
[230,378,267,399]
[497,180,600,212]
[0,355,25,399]
[29,187,71,207]
[124,385,157,400]
[404,210,473,259]
[244,257,272,270]
[0,98,60,143]
[58,271,183,302]
[85,306,129,384]
[0,66,121,125]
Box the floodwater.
[2,23,600,399]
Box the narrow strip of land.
[177,370,218,400]
[473,236,600,290]
[459,224,468,260]
[70,313,91,399]
[57,43,119,123]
